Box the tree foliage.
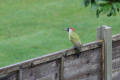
[83,0,120,17]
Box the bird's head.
[64,27,75,32]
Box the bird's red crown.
[70,27,75,31]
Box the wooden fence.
[0,26,120,80]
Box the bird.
[64,27,82,56]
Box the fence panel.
[0,34,120,80]
[112,40,120,80]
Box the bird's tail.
[76,44,82,52]
[74,45,82,58]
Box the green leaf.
[83,0,120,17]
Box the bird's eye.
[67,28,69,32]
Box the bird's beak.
[64,28,67,31]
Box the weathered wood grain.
[22,61,59,80]
[64,48,102,80]
[112,71,120,80]
[112,34,120,80]
[112,46,120,59]
[0,71,17,80]
[112,58,120,71]
[112,34,120,42]
[113,40,120,48]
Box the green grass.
[0,0,120,67]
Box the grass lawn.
[0,0,120,67]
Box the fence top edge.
[0,34,120,75]
[112,34,120,42]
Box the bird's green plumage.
[69,31,81,49]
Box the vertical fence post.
[59,56,64,80]
[18,67,23,80]
[97,27,105,80]
[97,25,112,80]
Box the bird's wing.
[70,32,81,44]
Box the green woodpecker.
[65,27,82,52]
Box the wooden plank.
[112,38,120,80]
[112,34,120,42]
[0,71,17,80]
[21,61,59,80]
[64,48,101,80]
[112,71,120,80]
[112,45,120,72]
[112,46,120,59]
[112,40,120,48]
[112,58,120,71]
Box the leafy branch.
[83,0,120,17]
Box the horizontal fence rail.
[0,31,120,79]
